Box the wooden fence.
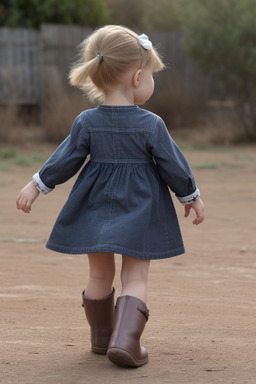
[0,27,40,104]
[0,24,215,106]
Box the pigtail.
[69,55,98,89]
[69,53,104,103]
[69,62,91,88]
[82,78,105,104]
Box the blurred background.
[1,5,256,384]
[0,0,255,144]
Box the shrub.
[178,0,256,140]
[0,0,111,29]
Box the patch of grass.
[233,153,256,161]
[14,154,46,167]
[0,148,16,159]
[0,164,12,172]
[0,149,46,169]
[31,154,46,162]
[193,161,221,170]
[193,161,244,170]
[222,162,244,169]
[15,156,35,166]
[181,143,213,152]
[191,143,213,151]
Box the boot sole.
[107,348,148,368]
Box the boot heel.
[107,348,148,368]
[92,345,108,355]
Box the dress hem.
[46,242,185,260]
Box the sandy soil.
[0,144,256,384]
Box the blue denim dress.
[35,105,198,259]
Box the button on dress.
[37,105,197,259]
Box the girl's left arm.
[17,180,40,213]
[17,113,89,213]
[148,116,205,224]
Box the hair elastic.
[96,51,104,63]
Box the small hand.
[16,181,40,213]
[184,198,205,225]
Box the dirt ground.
[0,143,256,384]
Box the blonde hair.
[69,25,164,103]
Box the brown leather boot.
[82,288,115,354]
[107,295,149,367]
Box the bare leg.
[120,255,150,303]
[86,252,115,299]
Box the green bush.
[0,0,111,29]
[178,0,256,140]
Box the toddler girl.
[17,25,205,368]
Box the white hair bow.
[138,34,152,50]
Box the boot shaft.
[107,295,149,367]
[110,295,149,345]
[82,288,115,354]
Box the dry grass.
[0,104,19,143]
[146,73,207,130]
[41,84,93,142]
[0,80,248,147]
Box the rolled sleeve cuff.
[176,187,200,205]
[32,172,53,194]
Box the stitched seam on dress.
[46,242,185,258]
[145,114,159,151]
[81,113,91,151]
[90,159,152,164]
[87,128,151,134]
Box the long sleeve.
[33,112,89,193]
[148,116,199,203]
